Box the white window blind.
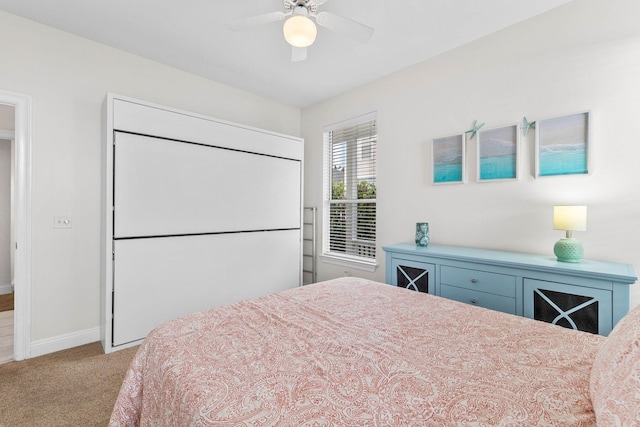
[323,115,377,264]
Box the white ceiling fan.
[226,0,374,62]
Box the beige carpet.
[0,342,138,426]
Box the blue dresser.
[383,243,637,335]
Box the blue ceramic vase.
[415,222,430,247]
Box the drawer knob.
[470,299,477,304]
[470,279,478,284]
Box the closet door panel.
[112,229,301,347]
[113,132,301,238]
[113,98,302,159]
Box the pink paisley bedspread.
[109,277,603,426]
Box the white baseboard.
[0,284,12,295]
[30,327,101,358]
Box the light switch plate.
[54,216,72,229]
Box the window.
[322,113,377,270]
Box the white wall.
[302,0,640,307]
[0,10,300,343]
[0,105,15,129]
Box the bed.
[109,277,640,426]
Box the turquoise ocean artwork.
[434,163,463,182]
[539,144,587,176]
[538,112,588,176]
[433,135,463,183]
[478,126,517,181]
[480,154,516,180]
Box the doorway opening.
[0,90,32,362]
[0,105,15,362]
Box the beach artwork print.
[536,112,589,177]
[432,134,465,184]
[477,125,518,181]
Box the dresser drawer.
[441,284,516,315]
[441,266,516,298]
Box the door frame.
[1,90,32,360]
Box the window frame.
[321,112,378,272]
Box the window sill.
[320,253,378,273]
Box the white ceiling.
[0,0,571,108]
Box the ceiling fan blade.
[226,11,286,31]
[291,46,307,62]
[315,11,374,43]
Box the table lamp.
[553,205,587,263]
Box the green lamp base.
[553,237,584,263]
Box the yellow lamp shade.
[553,205,587,231]
[283,15,317,48]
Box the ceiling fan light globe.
[283,15,317,48]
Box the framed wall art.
[432,134,465,184]
[535,111,590,177]
[477,124,519,182]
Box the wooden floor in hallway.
[0,310,13,364]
